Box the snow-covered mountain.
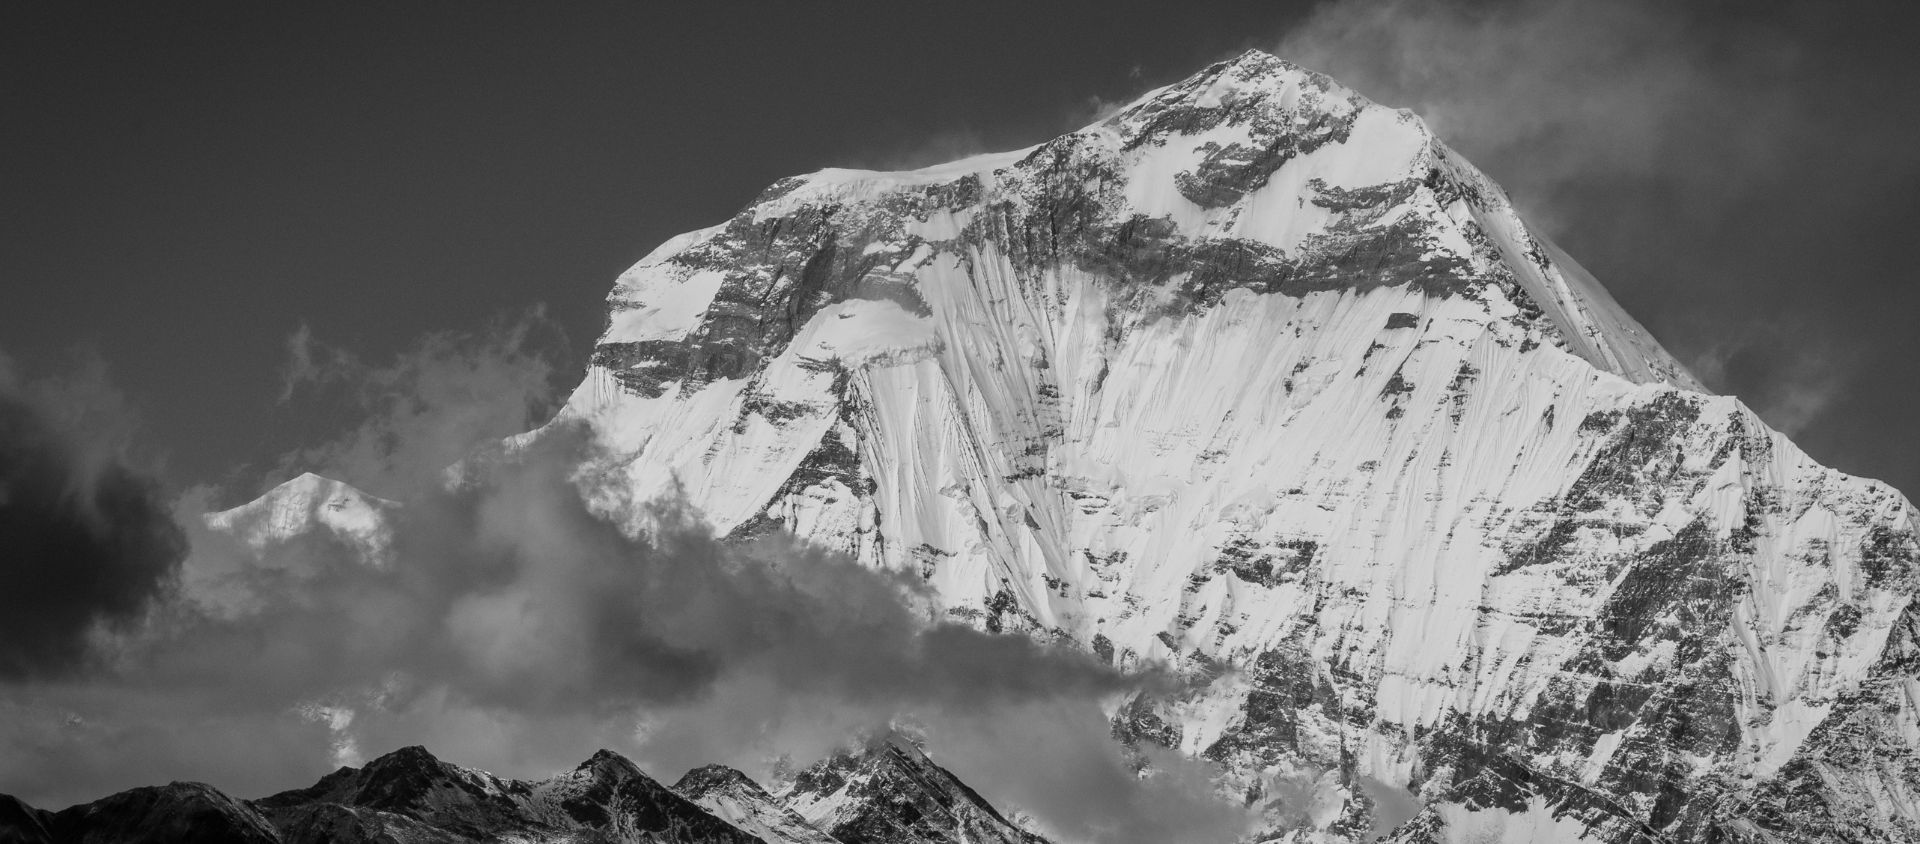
[775,736,1046,844]
[0,744,1032,844]
[211,50,1920,842]
[671,738,1051,844]
[675,765,843,844]
[253,744,762,843]
[206,472,394,563]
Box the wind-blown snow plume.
[1276,0,1800,228]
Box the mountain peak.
[674,763,765,798]
[781,739,1045,844]
[358,744,449,776]
[673,765,843,844]
[574,748,643,777]
[1101,46,1362,141]
[1206,47,1321,87]
[254,744,765,843]
[1226,46,1282,66]
[376,744,435,761]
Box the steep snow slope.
[215,50,1920,842]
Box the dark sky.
[5,0,1920,499]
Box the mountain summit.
[218,50,1920,842]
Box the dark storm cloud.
[0,353,183,679]
[1277,0,1920,491]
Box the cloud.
[273,308,569,499]
[3,431,1221,829]
[0,350,184,680]
[1689,319,1855,438]
[0,329,1249,841]
[277,323,353,404]
[831,82,1137,174]
[922,705,1253,844]
[177,433,1146,717]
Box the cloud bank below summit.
[0,331,1250,843]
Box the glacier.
[212,50,1920,843]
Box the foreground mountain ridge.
[215,50,1920,842]
[0,742,1024,844]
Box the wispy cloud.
[1688,319,1856,438]
[272,307,569,499]
[1276,0,1802,228]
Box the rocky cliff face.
[213,50,1920,842]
